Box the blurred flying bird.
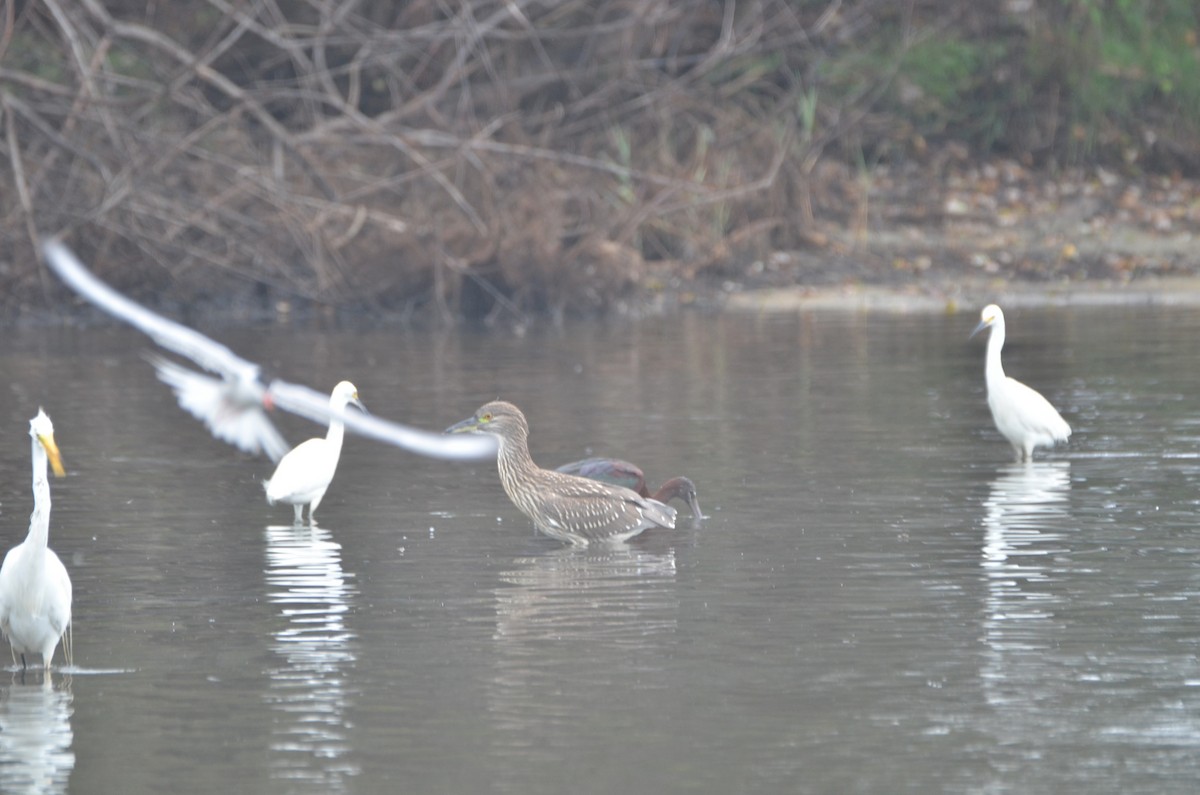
[41,240,496,462]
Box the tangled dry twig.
[0,0,867,319]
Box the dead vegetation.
[3,1,1195,322]
[2,0,871,321]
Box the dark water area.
[1,307,1199,793]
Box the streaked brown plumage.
[445,401,676,546]
[555,458,703,519]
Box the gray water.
[1,307,1199,794]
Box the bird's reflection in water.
[980,461,1072,709]
[264,525,360,792]
[488,541,678,768]
[0,675,74,794]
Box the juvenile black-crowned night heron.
[555,457,703,519]
[0,409,72,671]
[445,401,677,546]
[971,304,1071,462]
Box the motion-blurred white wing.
[42,239,263,383]
[268,381,498,461]
[44,239,287,459]
[43,239,497,462]
[152,355,290,462]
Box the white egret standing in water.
[0,410,72,671]
[40,239,495,462]
[971,304,1071,462]
[265,381,363,525]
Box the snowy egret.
[0,410,72,671]
[445,401,676,546]
[41,239,495,462]
[264,381,364,525]
[971,304,1072,461]
[555,457,703,519]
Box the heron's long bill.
[445,417,484,434]
[40,434,65,477]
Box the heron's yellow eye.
[481,412,493,422]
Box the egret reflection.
[0,676,74,794]
[264,525,359,791]
[980,461,1072,711]
[982,462,1072,574]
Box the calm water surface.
[1,307,1199,793]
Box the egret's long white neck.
[27,435,51,550]
[985,319,1007,390]
[326,396,348,452]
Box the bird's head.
[29,408,65,477]
[332,380,366,413]
[661,476,703,520]
[970,304,1004,339]
[445,400,525,443]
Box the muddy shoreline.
[711,157,1200,316]
[721,276,1200,315]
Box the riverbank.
[722,276,1200,315]
[699,156,1200,316]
